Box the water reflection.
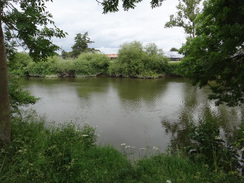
[161,82,244,151]
[19,77,243,153]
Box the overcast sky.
[46,0,186,54]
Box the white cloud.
[47,0,186,54]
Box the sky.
[46,0,186,54]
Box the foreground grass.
[0,116,242,183]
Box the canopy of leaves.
[110,41,169,77]
[165,0,202,38]
[180,0,244,106]
[170,47,179,52]
[1,0,66,61]
[71,32,96,58]
[100,0,164,13]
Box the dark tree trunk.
[0,17,11,146]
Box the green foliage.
[101,0,164,13]
[27,56,59,76]
[61,50,72,59]
[165,0,202,38]
[0,116,132,183]
[180,0,244,106]
[1,0,66,146]
[2,0,66,61]
[9,78,39,113]
[133,154,240,183]
[55,58,75,77]
[9,53,110,77]
[167,61,182,76]
[0,115,241,182]
[73,53,110,76]
[109,41,169,78]
[170,47,179,52]
[71,32,96,58]
[8,52,33,76]
[186,119,244,175]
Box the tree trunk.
[0,18,11,146]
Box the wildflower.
[215,136,222,140]
[166,180,172,183]
[121,143,126,146]
[82,134,89,137]
[125,145,130,149]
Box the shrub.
[186,119,243,175]
[8,52,33,76]
[54,58,75,77]
[109,41,169,77]
[73,53,110,76]
[0,116,132,182]
[167,61,182,76]
[9,78,39,113]
[27,56,59,76]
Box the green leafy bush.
[0,116,133,183]
[109,41,169,78]
[73,53,110,76]
[9,77,39,113]
[27,56,59,76]
[8,52,33,76]
[167,61,182,76]
[186,119,243,175]
[54,58,75,77]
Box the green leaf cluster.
[9,77,39,114]
[101,0,164,13]
[165,0,202,38]
[186,119,244,175]
[180,0,244,106]
[109,41,169,78]
[2,0,66,61]
[8,52,111,77]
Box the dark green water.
[20,77,243,152]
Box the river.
[19,77,243,154]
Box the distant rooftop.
[164,51,184,59]
[106,54,118,59]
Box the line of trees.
[8,41,173,78]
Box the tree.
[170,47,179,52]
[71,32,96,58]
[98,0,164,13]
[0,0,66,146]
[61,50,71,59]
[101,0,244,106]
[180,0,244,106]
[165,0,202,38]
[110,41,168,77]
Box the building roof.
[106,54,118,58]
[165,51,184,59]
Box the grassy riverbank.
[0,115,242,183]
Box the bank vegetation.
[8,41,182,79]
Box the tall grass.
[0,114,242,182]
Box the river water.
[19,77,243,153]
